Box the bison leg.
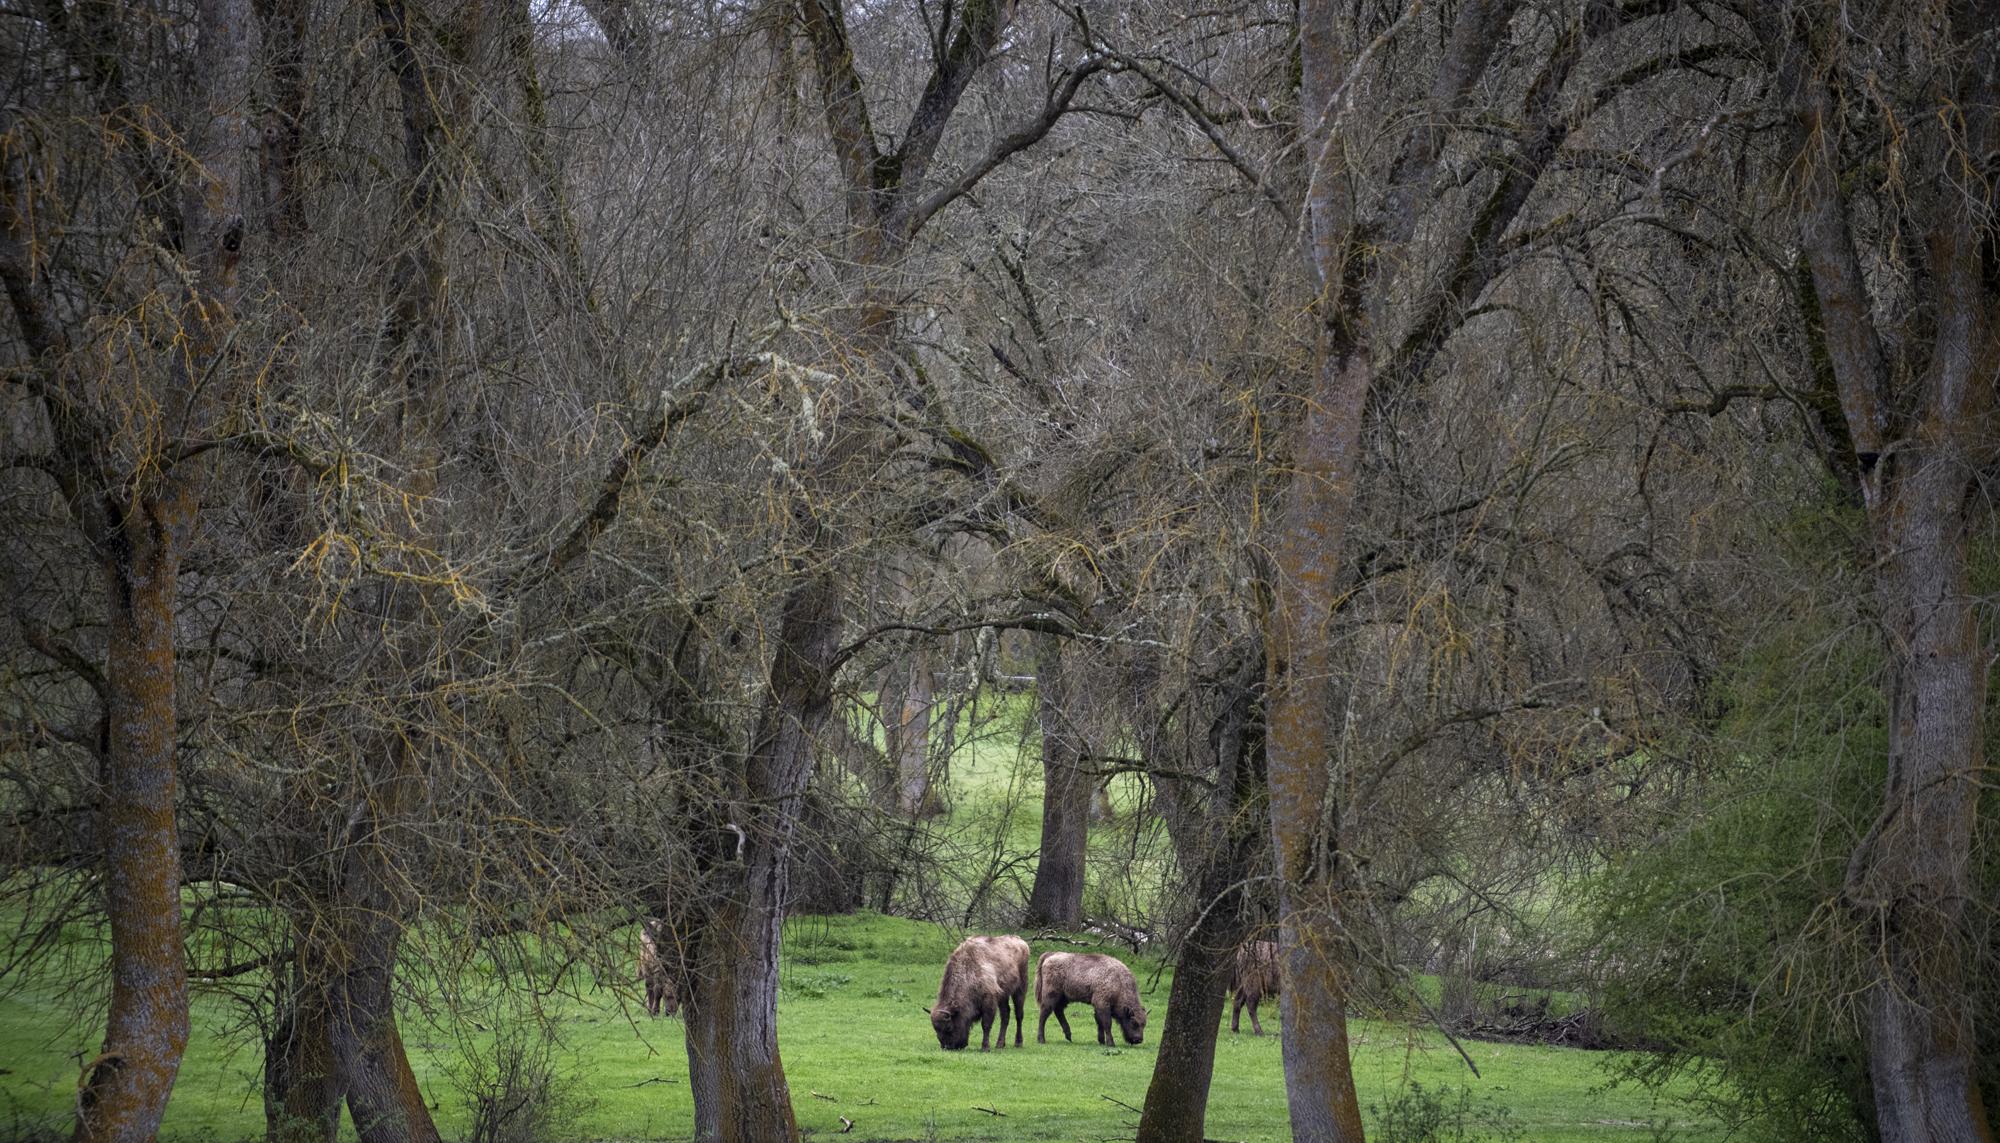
[1094,1006,1114,1046]
[1043,1001,1073,1042]
[979,1009,995,1051]
[1230,993,1243,1033]
[995,1000,1010,1049]
[1012,989,1025,1046]
[1248,996,1264,1036]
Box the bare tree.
[0,0,253,1136]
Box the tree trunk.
[1138,645,1266,1143]
[75,504,194,1143]
[66,0,251,1131]
[1026,634,1089,927]
[682,569,843,1143]
[1761,8,1998,1138]
[790,773,862,916]
[1264,342,1371,1143]
[1862,490,1992,1140]
[892,652,936,817]
[265,965,342,1143]
[326,920,438,1143]
[1135,907,1249,1143]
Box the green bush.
[1586,546,2000,1141]
[1369,1081,1525,1143]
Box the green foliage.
[1369,1081,1525,1143]
[1586,519,2000,1140]
[1587,614,1882,1140]
[781,971,853,999]
[445,1019,591,1143]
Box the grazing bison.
[1036,951,1147,1046]
[637,918,678,1017]
[1228,939,1280,1035]
[929,934,1031,1050]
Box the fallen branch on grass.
[972,1105,1006,1117]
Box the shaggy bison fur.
[929,934,1030,1050]
[1228,939,1279,1034]
[1035,951,1147,1046]
[637,918,678,1017]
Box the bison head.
[930,1003,972,1050]
[1116,1002,1148,1045]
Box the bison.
[638,918,678,1017]
[1035,951,1147,1046]
[929,934,1030,1050]
[1228,939,1279,1035]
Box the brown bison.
[1035,951,1147,1046]
[638,918,678,1017]
[929,934,1030,1050]
[1228,939,1279,1035]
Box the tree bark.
[682,569,843,1143]
[1263,346,1371,1143]
[76,504,195,1143]
[265,960,341,1143]
[1138,644,1266,1143]
[890,651,936,817]
[1026,634,1089,927]
[326,807,439,1143]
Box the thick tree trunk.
[681,570,842,1143]
[1857,459,1992,1143]
[1026,634,1089,927]
[75,504,194,1143]
[1264,343,1372,1143]
[327,921,438,1143]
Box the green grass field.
[0,699,1722,1140]
[0,912,1720,1141]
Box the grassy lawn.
[0,912,1717,1141]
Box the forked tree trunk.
[57,0,252,1133]
[76,502,195,1143]
[326,909,438,1143]
[1026,634,1089,927]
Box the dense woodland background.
[0,0,1995,1141]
